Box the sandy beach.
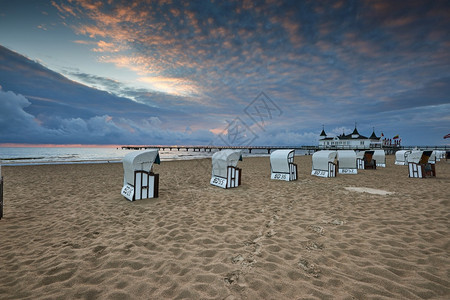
[0,155,449,299]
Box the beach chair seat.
[357,151,376,169]
[363,151,376,170]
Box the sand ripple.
[0,156,449,299]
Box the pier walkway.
[121,145,449,154]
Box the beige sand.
[0,155,449,299]
[344,187,394,196]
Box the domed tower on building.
[318,124,382,150]
[319,125,327,138]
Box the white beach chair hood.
[312,150,337,171]
[212,149,242,178]
[355,151,365,160]
[123,149,160,185]
[395,150,410,165]
[270,149,294,173]
[428,150,436,163]
[373,150,386,166]
[337,150,356,169]
[406,150,423,164]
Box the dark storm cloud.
[0,45,216,144]
[1,0,449,145]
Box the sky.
[0,0,449,146]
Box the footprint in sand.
[307,225,324,235]
[298,258,321,278]
[231,254,256,268]
[266,228,276,237]
[92,245,107,255]
[224,270,241,284]
[225,211,280,286]
[328,219,345,226]
[231,254,245,264]
[266,215,279,228]
[305,241,324,251]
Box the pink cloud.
[51,1,77,16]
[137,76,201,97]
[93,40,121,53]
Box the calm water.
[0,147,292,166]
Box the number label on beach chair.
[121,184,134,201]
[210,176,227,188]
[311,170,328,177]
[271,173,288,181]
[339,168,357,174]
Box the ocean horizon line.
[1,143,449,149]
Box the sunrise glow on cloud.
[0,0,449,145]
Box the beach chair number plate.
[121,184,135,201]
[339,168,357,174]
[271,173,289,181]
[210,176,227,188]
[312,170,328,177]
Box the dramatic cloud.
[0,0,449,145]
[0,87,216,145]
[0,89,39,133]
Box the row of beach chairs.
[121,149,440,201]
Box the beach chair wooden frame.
[408,163,435,178]
[328,161,337,177]
[312,161,337,177]
[357,152,377,170]
[271,163,298,181]
[211,166,242,188]
[288,162,298,181]
[287,154,298,180]
[227,166,241,188]
[356,158,364,169]
[122,170,159,201]
[408,151,436,178]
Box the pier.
[121,145,449,154]
[122,145,315,154]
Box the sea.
[0,147,304,166]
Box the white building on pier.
[319,126,382,150]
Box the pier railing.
[121,145,449,154]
